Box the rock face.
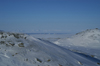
[0,32,100,66]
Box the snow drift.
[0,31,100,66]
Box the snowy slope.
[0,31,100,66]
[54,28,100,60]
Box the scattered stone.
[97,63,100,65]
[78,61,83,65]
[9,43,15,46]
[0,41,5,44]
[12,55,14,56]
[1,36,4,38]
[26,59,28,61]
[18,43,24,47]
[59,64,62,66]
[13,33,20,39]
[15,53,18,55]
[47,59,51,62]
[6,44,10,47]
[36,58,42,63]
[90,55,94,57]
[24,37,27,39]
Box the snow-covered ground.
[54,28,100,60]
[0,29,100,66]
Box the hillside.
[0,31,100,66]
[54,28,100,60]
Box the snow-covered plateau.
[0,29,100,66]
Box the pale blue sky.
[0,0,100,33]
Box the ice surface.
[0,31,100,66]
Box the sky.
[0,0,100,33]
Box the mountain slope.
[0,32,100,66]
